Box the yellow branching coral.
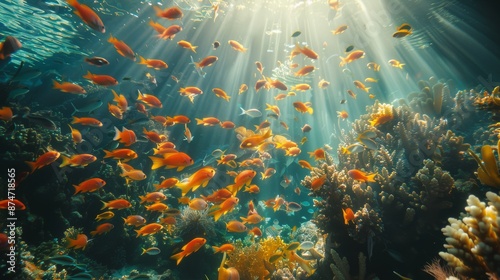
[439,192,500,278]
[369,103,394,126]
[468,139,500,189]
[226,237,289,280]
[474,86,500,109]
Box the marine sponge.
[439,192,500,278]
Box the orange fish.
[226,170,257,195]
[66,233,88,250]
[249,227,262,237]
[261,168,276,180]
[239,84,248,95]
[111,90,128,112]
[308,148,326,161]
[108,103,123,119]
[154,6,183,20]
[114,126,137,146]
[293,102,313,114]
[274,93,287,101]
[337,110,348,119]
[212,88,231,102]
[0,199,26,210]
[291,84,311,91]
[0,106,14,122]
[332,24,348,34]
[103,148,137,162]
[310,175,326,191]
[175,167,216,195]
[167,115,191,125]
[193,56,218,69]
[294,65,316,77]
[82,71,117,86]
[220,121,235,129]
[154,177,179,190]
[196,117,221,126]
[72,116,102,127]
[342,208,355,224]
[184,124,194,143]
[240,129,272,149]
[95,211,114,221]
[139,192,166,204]
[267,78,288,91]
[189,198,208,210]
[149,152,194,171]
[135,223,163,237]
[137,90,162,108]
[228,40,247,52]
[388,59,405,69]
[347,89,357,99]
[158,25,182,40]
[101,199,131,210]
[255,79,268,92]
[59,154,96,167]
[108,35,135,60]
[73,178,106,194]
[209,196,239,222]
[348,169,377,182]
[226,220,247,233]
[138,56,167,70]
[285,147,301,156]
[143,128,164,143]
[177,40,197,53]
[265,104,281,117]
[353,80,370,93]
[240,213,263,224]
[25,150,60,172]
[170,237,206,265]
[53,80,86,94]
[294,44,318,59]
[212,243,235,254]
[67,0,105,32]
[201,189,233,204]
[318,79,330,89]
[339,50,365,67]
[179,86,203,103]
[244,184,260,193]
[123,215,146,227]
[90,223,114,236]
[145,202,168,212]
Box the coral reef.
[329,248,366,280]
[439,192,500,278]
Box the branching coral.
[439,192,500,278]
[226,237,287,280]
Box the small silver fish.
[141,247,161,255]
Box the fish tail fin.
[141,248,147,255]
[52,80,62,89]
[103,149,112,158]
[67,0,78,8]
[170,251,186,265]
[73,185,80,195]
[122,217,127,224]
[59,155,71,168]
[137,90,143,100]
[153,6,163,17]
[107,34,115,43]
[135,229,141,237]
[149,156,165,170]
[399,64,405,69]
[226,184,238,195]
[308,107,314,115]
[195,118,204,125]
[100,201,108,210]
[139,195,146,204]
[212,246,219,253]
[366,173,378,182]
[90,230,97,237]
[192,46,197,53]
[113,126,121,141]
[70,105,78,116]
[25,161,37,173]
[139,56,147,65]
[153,184,161,191]
[366,87,371,92]
[339,56,346,67]
[82,71,93,80]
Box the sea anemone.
[175,207,216,240]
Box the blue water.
[1,0,500,279]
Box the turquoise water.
[1,0,500,279]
